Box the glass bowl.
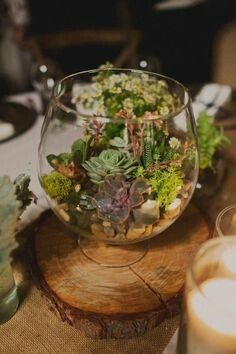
[38,69,199,247]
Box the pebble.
[75,184,81,192]
[58,208,70,222]
[91,223,106,239]
[164,198,181,219]
[103,226,115,237]
[102,221,112,227]
[126,224,146,239]
[143,225,153,237]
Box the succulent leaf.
[0,175,34,263]
[130,178,150,195]
[94,175,148,224]
[82,149,138,185]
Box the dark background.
[26,0,236,83]
[0,0,236,96]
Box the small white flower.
[169,137,180,149]
[123,98,134,112]
[159,106,169,115]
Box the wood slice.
[32,204,211,339]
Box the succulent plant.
[82,149,138,186]
[94,175,150,224]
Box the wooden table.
[0,89,236,353]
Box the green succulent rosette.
[82,149,138,186]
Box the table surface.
[0,89,236,354]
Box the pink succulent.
[95,175,149,224]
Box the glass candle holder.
[177,237,236,354]
[0,262,19,324]
[214,205,236,237]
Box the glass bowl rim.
[52,68,191,123]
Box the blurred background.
[0,0,236,96]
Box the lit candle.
[221,246,236,277]
[187,278,236,354]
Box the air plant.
[94,175,150,224]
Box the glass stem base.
[79,238,149,267]
[0,285,19,324]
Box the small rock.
[115,224,126,234]
[133,199,160,225]
[116,233,126,240]
[91,223,107,239]
[76,205,82,212]
[58,203,69,211]
[102,221,112,227]
[126,224,146,239]
[58,208,70,222]
[103,226,115,238]
[75,184,81,192]
[164,198,181,219]
[91,213,99,222]
[143,225,153,237]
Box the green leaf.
[71,136,92,163]
[104,122,125,139]
[197,112,230,169]
[46,154,58,167]
[0,176,21,263]
[57,152,73,165]
[71,138,85,154]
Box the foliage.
[73,63,181,118]
[197,112,230,169]
[104,122,125,139]
[95,175,150,223]
[14,174,37,208]
[136,166,184,209]
[0,175,34,263]
[41,171,74,202]
[82,149,138,186]
[141,122,183,169]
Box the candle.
[221,246,236,276]
[187,278,236,354]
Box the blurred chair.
[26,28,142,71]
[213,21,236,88]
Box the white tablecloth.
[0,92,48,230]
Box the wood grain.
[32,203,211,339]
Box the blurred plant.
[0,175,35,263]
[82,149,138,186]
[95,175,149,223]
[197,112,230,170]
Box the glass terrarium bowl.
[38,69,198,265]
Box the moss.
[41,171,74,202]
[149,167,183,208]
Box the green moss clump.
[41,171,74,202]
[149,167,183,208]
